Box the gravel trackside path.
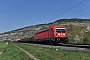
[15,45,39,60]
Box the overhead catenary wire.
[70,6,90,16]
[37,0,57,20]
[77,12,90,17]
[48,0,75,18]
[49,0,87,20]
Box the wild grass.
[0,42,8,51]
[18,44,57,60]
[0,42,33,60]
[1,42,90,60]
[18,44,90,60]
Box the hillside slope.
[0,18,90,43]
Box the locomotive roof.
[50,26,66,28]
[36,26,66,34]
[36,28,49,34]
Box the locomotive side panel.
[49,27,55,40]
[35,29,49,40]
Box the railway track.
[59,43,90,48]
[20,43,90,52]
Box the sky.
[0,0,90,33]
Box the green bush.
[84,32,90,44]
[66,23,87,44]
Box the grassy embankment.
[18,44,90,60]
[0,42,8,52]
[0,42,33,60]
[0,42,90,60]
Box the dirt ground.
[0,52,3,54]
[15,46,39,60]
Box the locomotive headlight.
[63,34,66,36]
[58,33,60,35]
[56,33,60,36]
[63,34,67,36]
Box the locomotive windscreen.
[56,28,66,33]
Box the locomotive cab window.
[56,28,66,33]
[61,29,66,33]
[56,29,61,33]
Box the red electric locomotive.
[35,26,68,45]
